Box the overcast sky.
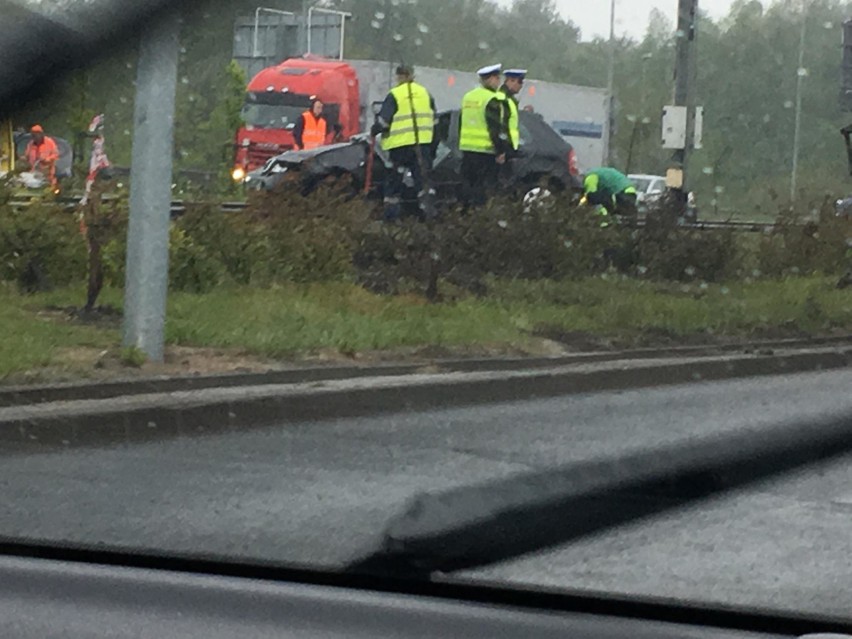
[496,0,739,40]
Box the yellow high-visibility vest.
[459,86,506,154]
[382,81,435,151]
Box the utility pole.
[605,0,616,165]
[670,0,698,199]
[123,11,180,363]
[791,1,808,204]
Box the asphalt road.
[2,369,852,618]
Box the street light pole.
[791,1,808,205]
[123,10,180,363]
[605,0,616,165]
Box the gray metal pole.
[253,6,261,57]
[123,11,179,363]
[605,0,616,165]
[791,2,808,204]
[671,0,698,194]
[299,0,309,54]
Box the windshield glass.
[629,177,654,192]
[4,0,852,627]
[242,103,304,129]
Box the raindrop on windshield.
[702,167,714,175]
[371,20,382,29]
[374,11,385,19]
[418,23,430,34]
[393,33,404,42]
[478,41,490,50]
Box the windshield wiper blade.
[350,410,852,578]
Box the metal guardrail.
[6,194,786,232]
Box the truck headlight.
[232,167,246,182]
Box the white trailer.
[346,59,609,172]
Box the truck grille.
[248,145,291,166]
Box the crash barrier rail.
[5,195,788,233]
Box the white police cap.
[477,63,502,76]
[504,68,528,78]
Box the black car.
[246,109,582,206]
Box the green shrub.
[635,209,743,282]
[245,186,370,284]
[0,203,87,292]
[120,346,147,368]
[175,205,266,285]
[757,198,852,277]
[169,226,227,293]
[352,195,621,298]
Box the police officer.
[371,64,437,220]
[500,68,526,157]
[459,63,511,208]
[582,167,639,225]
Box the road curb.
[1,347,850,450]
[2,335,852,408]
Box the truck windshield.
[242,103,304,130]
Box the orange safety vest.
[300,112,327,150]
[25,136,59,184]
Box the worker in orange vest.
[293,97,328,151]
[22,124,60,187]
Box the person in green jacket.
[581,167,638,221]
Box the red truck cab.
[233,56,361,178]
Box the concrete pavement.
[0,370,852,618]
